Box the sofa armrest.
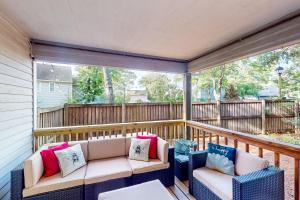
[11,164,25,200]
[233,166,284,200]
[157,137,169,163]
[168,147,174,166]
[188,150,208,194]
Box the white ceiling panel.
[0,0,300,60]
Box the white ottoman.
[98,180,174,200]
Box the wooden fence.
[38,100,300,134]
[37,106,64,128]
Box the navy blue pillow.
[206,143,236,175]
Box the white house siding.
[37,80,72,108]
[0,15,33,200]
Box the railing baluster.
[197,129,200,151]
[234,139,238,148]
[258,147,263,158]
[191,128,195,142]
[164,126,167,140]
[209,133,212,143]
[224,137,228,145]
[274,152,280,167]
[245,143,249,152]
[216,135,219,144]
[295,158,300,200]
[202,131,206,150]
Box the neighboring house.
[37,63,73,108]
[197,88,225,101]
[258,84,279,99]
[128,90,149,103]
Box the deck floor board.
[168,178,196,200]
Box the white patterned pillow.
[128,138,151,161]
[54,144,86,177]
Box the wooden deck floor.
[168,178,196,200]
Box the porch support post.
[183,72,192,140]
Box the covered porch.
[1,0,300,200]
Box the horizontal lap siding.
[0,15,33,200]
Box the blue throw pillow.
[205,143,236,175]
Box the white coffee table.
[98,180,174,200]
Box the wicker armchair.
[189,150,284,200]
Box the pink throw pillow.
[40,142,69,177]
[137,135,157,159]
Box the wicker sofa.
[189,149,284,200]
[11,137,174,200]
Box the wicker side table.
[174,154,189,181]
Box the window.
[37,82,42,92]
[49,82,55,92]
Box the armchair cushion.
[47,141,89,161]
[54,144,86,177]
[40,142,69,177]
[23,165,86,197]
[235,149,269,176]
[127,159,169,174]
[128,138,151,161]
[193,167,233,200]
[84,157,132,185]
[206,143,236,176]
[137,135,158,159]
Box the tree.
[225,84,239,100]
[140,73,183,102]
[192,64,237,101]
[103,67,115,103]
[113,70,137,103]
[75,66,104,103]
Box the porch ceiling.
[1,0,300,62]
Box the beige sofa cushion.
[193,167,233,200]
[157,137,169,163]
[24,146,47,188]
[125,137,131,155]
[235,149,269,176]
[23,165,86,197]
[127,159,169,174]
[88,138,126,160]
[84,157,132,185]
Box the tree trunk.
[103,67,114,103]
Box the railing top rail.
[34,120,184,136]
[186,120,300,159]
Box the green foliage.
[140,73,183,102]
[193,44,300,102]
[75,66,104,103]
[113,70,137,103]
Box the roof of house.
[37,63,72,83]
[128,89,147,96]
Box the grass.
[262,133,300,145]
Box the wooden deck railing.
[186,120,300,200]
[34,119,300,200]
[34,120,185,150]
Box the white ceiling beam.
[31,41,188,73]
